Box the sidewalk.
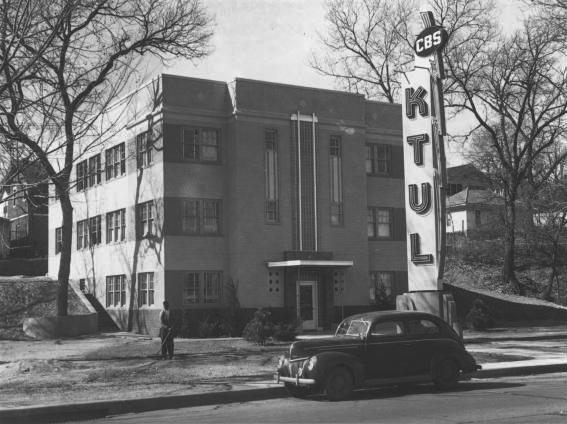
[0,324,565,423]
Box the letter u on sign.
[409,183,432,215]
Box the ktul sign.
[402,11,448,292]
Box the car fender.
[311,351,365,387]
[429,350,464,377]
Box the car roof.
[341,310,444,322]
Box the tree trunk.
[57,193,73,316]
[502,197,524,295]
[543,240,560,301]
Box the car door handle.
[401,343,413,347]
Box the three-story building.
[48,75,407,334]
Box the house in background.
[446,188,505,237]
[47,74,408,334]
[446,163,490,196]
[0,163,49,264]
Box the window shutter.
[390,145,404,179]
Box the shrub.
[466,298,495,331]
[374,285,394,310]
[272,319,301,342]
[242,308,274,345]
[197,314,222,338]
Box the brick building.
[0,164,49,260]
[48,75,407,334]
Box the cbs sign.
[413,26,448,57]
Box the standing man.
[159,300,174,359]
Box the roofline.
[161,73,228,86]
[233,77,365,98]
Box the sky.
[161,0,527,165]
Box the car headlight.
[277,355,287,369]
[306,356,318,371]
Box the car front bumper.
[275,372,317,386]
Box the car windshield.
[335,319,370,337]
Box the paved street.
[78,374,567,424]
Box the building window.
[182,200,199,233]
[105,143,126,180]
[330,135,343,225]
[89,216,102,246]
[55,227,62,254]
[264,129,279,223]
[76,160,88,191]
[137,201,154,238]
[182,128,220,162]
[370,271,394,296]
[447,183,463,196]
[203,200,220,233]
[182,199,221,235]
[76,219,88,249]
[183,271,222,305]
[204,272,221,303]
[136,131,152,168]
[10,216,28,241]
[366,144,391,175]
[184,272,200,304]
[106,274,126,307]
[368,208,391,239]
[88,154,102,187]
[138,272,154,306]
[475,210,482,227]
[106,209,126,243]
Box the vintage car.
[276,310,480,401]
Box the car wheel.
[325,366,353,401]
[284,383,311,399]
[433,358,459,390]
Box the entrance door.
[296,281,318,330]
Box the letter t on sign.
[407,134,429,166]
[405,87,429,119]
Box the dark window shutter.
[393,271,408,295]
[390,145,404,179]
[391,207,406,241]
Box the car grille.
[289,361,301,377]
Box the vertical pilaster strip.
[297,111,302,251]
[312,113,318,252]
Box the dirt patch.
[0,336,288,408]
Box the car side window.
[370,320,404,337]
[407,319,440,336]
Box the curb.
[464,334,567,344]
[0,386,286,424]
[472,362,567,379]
[1,363,565,423]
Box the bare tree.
[312,0,496,103]
[532,177,567,301]
[529,0,567,37]
[445,14,567,294]
[0,0,214,316]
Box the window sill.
[180,159,222,165]
[182,303,222,308]
[137,163,154,171]
[105,173,127,182]
[106,240,127,246]
[366,173,393,178]
[177,232,223,237]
